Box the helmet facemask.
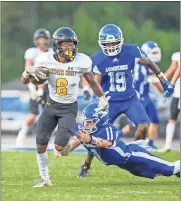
[98,35,124,56]
[35,37,50,49]
[53,39,78,62]
[33,28,51,48]
[79,116,100,135]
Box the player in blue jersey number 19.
[58,103,180,180]
[79,24,175,177]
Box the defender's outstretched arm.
[76,132,113,148]
[56,137,81,157]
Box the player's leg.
[54,101,91,177]
[41,83,49,108]
[16,99,39,147]
[34,102,58,187]
[145,99,159,149]
[125,95,149,140]
[54,101,78,154]
[121,144,180,179]
[121,118,136,136]
[163,98,180,151]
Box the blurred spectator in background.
[162,51,180,152]
[16,28,52,147]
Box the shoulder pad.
[121,44,138,52]
[122,44,142,57]
[90,50,105,66]
[76,53,92,69]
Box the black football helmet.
[52,27,79,62]
[33,28,51,46]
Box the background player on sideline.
[162,52,180,152]
[16,28,52,147]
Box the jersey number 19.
[108,72,126,92]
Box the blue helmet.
[98,24,124,56]
[79,103,109,134]
[141,41,161,63]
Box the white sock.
[165,123,175,149]
[16,124,30,146]
[36,151,50,181]
[173,160,180,174]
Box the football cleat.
[33,178,52,188]
[77,164,90,178]
[159,148,171,153]
[175,172,180,178]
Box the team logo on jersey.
[68,67,74,71]
[113,58,119,62]
[105,65,128,72]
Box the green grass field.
[2,151,180,201]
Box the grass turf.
[2,151,180,201]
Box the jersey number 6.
[56,78,68,96]
[108,72,126,92]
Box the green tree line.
[2,2,180,82]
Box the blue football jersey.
[133,52,153,99]
[91,44,143,101]
[73,123,131,166]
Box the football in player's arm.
[21,54,108,114]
